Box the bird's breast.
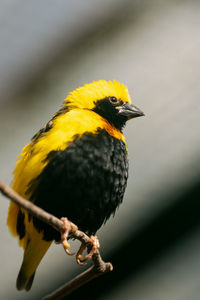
[28,128,128,240]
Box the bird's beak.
[117,103,145,119]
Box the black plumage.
[28,129,128,241]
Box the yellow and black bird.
[7,80,144,291]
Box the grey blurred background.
[0,0,200,299]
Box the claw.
[76,243,87,265]
[60,217,77,256]
[62,240,75,256]
[83,235,100,262]
[76,235,100,264]
[59,218,100,265]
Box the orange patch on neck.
[103,121,125,142]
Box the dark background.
[0,0,200,299]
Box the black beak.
[117,103,145,119]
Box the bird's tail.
[16,236,52,291]
[17,268,35,291]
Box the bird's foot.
[60,217,78,256]
[76,235,100,265]
[59,218,100,265]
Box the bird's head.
[64,80,144,131]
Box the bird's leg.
[60,217,78,256]
[76,235,100,265]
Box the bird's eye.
[109,97,120,105]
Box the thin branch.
[43,263,112,300]
[0,180,113,299]
[0,180,63,232]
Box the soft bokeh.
[0,0,200,299]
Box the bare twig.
[0,180,113,299]
[0,180,63,232]
[43,263,112,300]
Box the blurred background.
[0,0,200,299]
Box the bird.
[7,79,144,291]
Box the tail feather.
[16,236,52,291]
[25,272,35,291]
[16,269,35,291]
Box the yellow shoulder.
[12,109,125,198]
